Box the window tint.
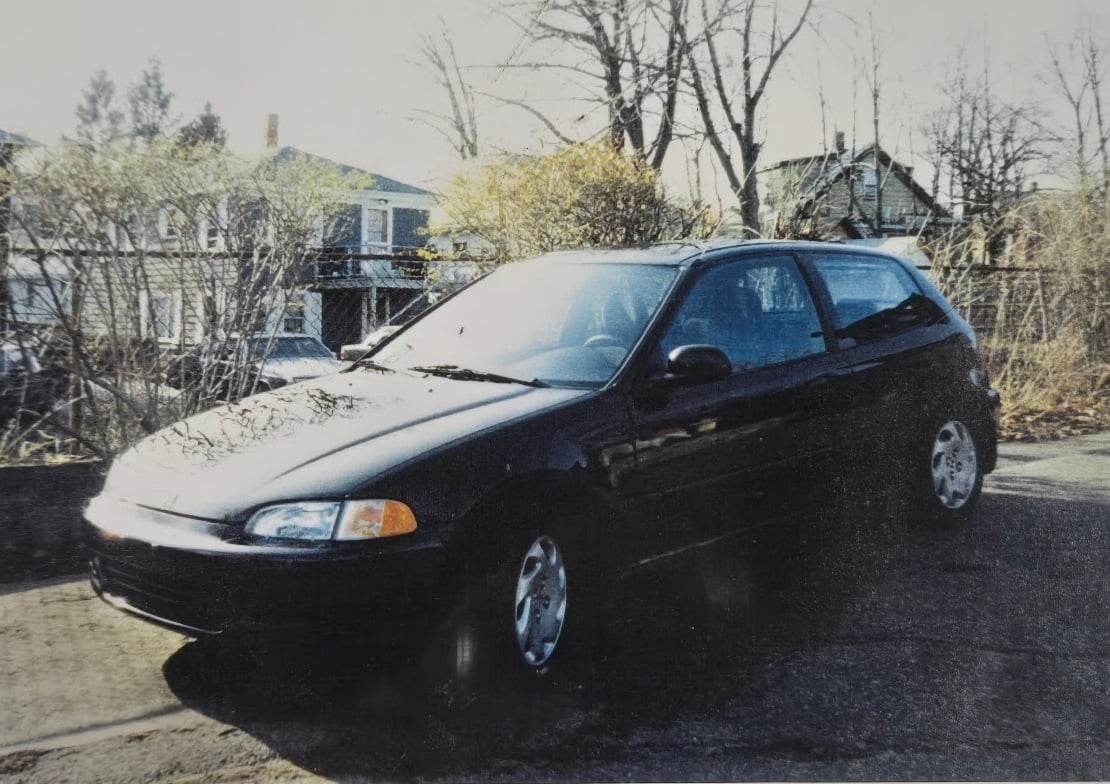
[660,256,824,371]
[810,255,939,345]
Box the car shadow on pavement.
[162,480,1110,781]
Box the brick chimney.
[265,114,279,148]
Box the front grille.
[91,549,224,632]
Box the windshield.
[244,336,334,361]
[372,260,677,387]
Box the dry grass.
[929,190,1110,441]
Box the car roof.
[520,239,897,269]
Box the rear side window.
[810,255,939,346]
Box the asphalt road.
[1,432,1109,782]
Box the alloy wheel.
[513,535,568,667]
[930,420,979,510]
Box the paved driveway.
[1,433,1109,782]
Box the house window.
[392,208,430,250]
[862,168,877,200]
[141,291,181,340]
[323,204,362,252]
[283,312,305,334]
[158,209,181,243]
[282,294,307,334]
[365,208,389,249]
[112,212,144,249]
[11,280,66,324]
[17,202,48,240]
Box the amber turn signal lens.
[334,500,418,540]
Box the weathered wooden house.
[759,138,952,240]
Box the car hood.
[261,356,345,381]
[103,369,589,520]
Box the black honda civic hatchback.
[86,240,1000,675]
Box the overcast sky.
[0,0,1105,200]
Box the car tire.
[427,506,604,697]
[506,532,573,670]
[919,416,984,524]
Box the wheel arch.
[444,470,617,577]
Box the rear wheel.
[923,418,983,523]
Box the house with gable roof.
[269,146,438,352]
[1,128,439,356]
[758,135,953,241]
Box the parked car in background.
[340,326,402,362]
[166,333,345,401]
[0,338,66,427]
[86,240,1000,685]
[234,334,345,389]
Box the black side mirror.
[665,344,731,383]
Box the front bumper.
[85,496,448,639]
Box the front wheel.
[426,515,602,696]
[923,418,983,523]
[512,535,569,668]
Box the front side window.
[372,261,677,388]
[660,256,825,371]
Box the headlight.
[245,500,418,541]
[246,502,340,539]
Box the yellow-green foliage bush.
[433,142,716,263]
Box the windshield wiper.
[410,364,549,388]
[351,358,396,373]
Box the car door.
[624,253,841,557]
[799,250,954,475]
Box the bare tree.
[1048,23,1109,193]
[3,139,366,458]
[924,51,1044,222]
[500,0,687,170]
[679,0,815,235]
[865,9,884,235]
[1084,30,1110,192]
[1050,38,1094,187]
[418,26,480,160]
